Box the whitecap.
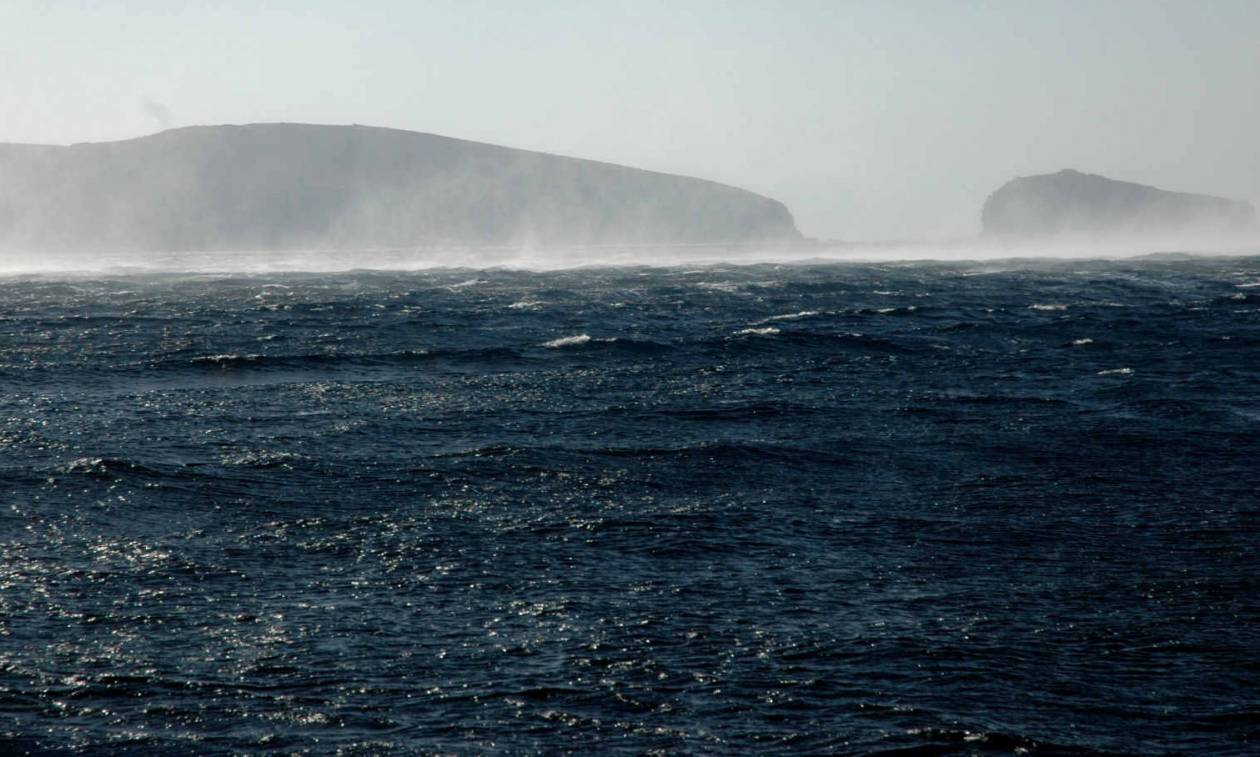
[543,334,591,348]
[757,310,819,324]
[222,450,304,468]
[61,457,108,474]
[696,282,742,293]
[192,353,257,364]
[508,300,545,310]
[1097,367,1134,376]
[734,326,780,336]
[1072,338,1094,345]
[1030,303,1068,311]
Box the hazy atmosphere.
[5,4,1260,755]
[4,0,1258,240]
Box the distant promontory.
[982,169,1256,240]
[0,123,801,252]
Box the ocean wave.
[56,456,167,479]
[591,440,853,466]
[191,353,265,366]
[220,450,309,468]
[711,329,913,354]
[645,401,815,421]
[179,347,527,370]
[694,281,744,293]
[893,726,1075,755]
[1215,291,1260,304]
[507,299,546,310]
[542,334,592,348]
[755,309,820,323]
[432,440,850,467]
[854,305,919,316]
[540,334,672,354]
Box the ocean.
[1,255,1258,754]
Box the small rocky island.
[982,169,1256,240]
[0,124,801,253]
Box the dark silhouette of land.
[0,124,801,253]
[982,169,1256,240]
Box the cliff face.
[0,124,801,252]
[982,169,1256,240]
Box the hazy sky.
[3,0,1258,240]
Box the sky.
[2,0,1258,241]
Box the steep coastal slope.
[982,169,1256,240]
[0,124,801,252]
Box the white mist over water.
[3,238,1258,277]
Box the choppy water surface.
[2,256,1259,754]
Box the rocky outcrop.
[0,123,801,253]
[982,169,1256,240]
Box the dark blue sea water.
[2,256,1259,755]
